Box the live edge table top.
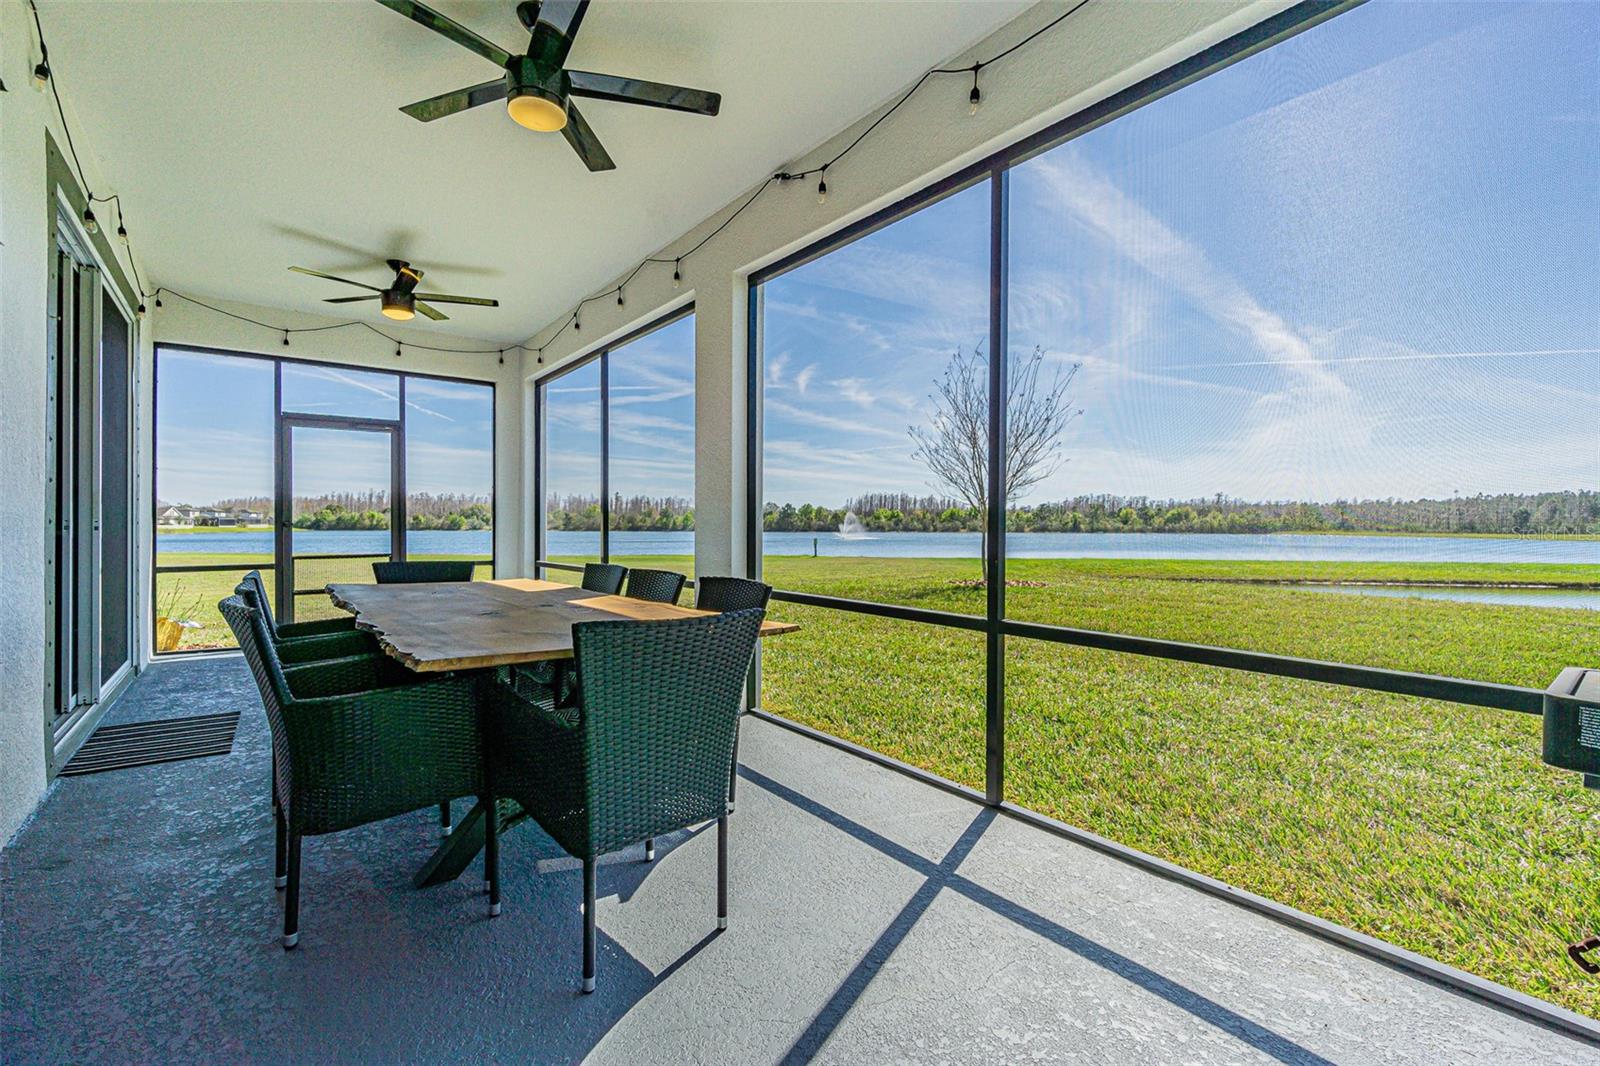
[325,578,799,673]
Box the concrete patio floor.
[2,657,1595,1064]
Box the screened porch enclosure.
[6,0,1599,1059]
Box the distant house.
[235,509,268,524]
[194,509,239,527]
[158,506,195,527]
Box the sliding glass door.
[47,218,136,741]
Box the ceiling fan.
[289,260,499,322]
[375,0,721,171]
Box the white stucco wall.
[0,0,136,842]
[520,0,1289,580]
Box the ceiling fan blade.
[290,266,382,291]
[415,301,450,321]
[400,78,508,122]
[525,1,589,67]
[561,101,615,172]
[412,293,499,306]
[566,71,720,116]
[324,295,382,304]
[374,0,513,68]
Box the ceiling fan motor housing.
[506,55,568,122]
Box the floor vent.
[60,712,240,777]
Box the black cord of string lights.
[31,0,1093,361]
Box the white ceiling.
[42,0,1031,344]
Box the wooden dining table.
[324,577,799,886]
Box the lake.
[158,528,1600,565]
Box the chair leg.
[717,816,729,931]
[582,857,597,994]
[644,837,655,862]
[274,801,288,890]
[439,800,453,837]
[485,793,501,917]
[728,714,743,812]
[283,832,302,949]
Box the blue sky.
[761,0,1599,507]
[156,349,494,505]
[544,313,696,506]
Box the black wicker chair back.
[623,567,686,605]
[580,562,628,595]
[219,595,300,813]
[235,575,371,662]
[695,576,773,613]
[481,607,765,991]
[372,560,477,584]
[240,570,281,638]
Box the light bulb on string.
[672,260,682,289]
[116,224,129,245]
[82,207,98,235]
[616,289,624,307]
[817,175,828,205]
[969,66,982,116]
[32,61,48,91]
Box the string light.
[32,0,1089,370]
[136,302,146,318]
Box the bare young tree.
[909,343,1081,556]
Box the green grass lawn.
[605,552,1600,1019]
[164,548,1600,1018]
[154,553,491,649]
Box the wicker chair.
[219,595,484,949]
[237,574,459,835]
[239,570,374,664]
[481,608,765,992]
[580,562,628,595]
[623,567,686,605]
[695,576,773,613]
[372,560,477,584]
[694,577,773,807]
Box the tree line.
[545,495,694,532]
[288,492,493,531]
[547,489,1596,536]
[756,490,1600,536]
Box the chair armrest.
[277,616,356,639]
[276,629,377,664]
[284,653,424,700]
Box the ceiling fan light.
[381,291,416,321]
[507,89,567,132]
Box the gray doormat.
[60,712,240,776]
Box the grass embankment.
[590,552,1599,1019]
[155,553,491,648]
